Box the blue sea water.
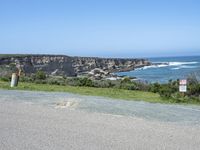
[117,56,200,83]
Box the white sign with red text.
[179,79,187,85]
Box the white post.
[10,73,18,87]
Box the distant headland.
[0,54,151,79]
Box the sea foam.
[136,61,199,70]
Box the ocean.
[116,56,200,83]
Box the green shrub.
[19,76,34,82]
[78,78,93,87]
[66,77,93,87]
[46,77,66,85]
[93,80,109,88]
[158,85,174,98]
[187,84,200,96]
[35,71,46,80]
[134,82,150,91]
[66,77,80,86]
[149,83,161,93]
[121,83,137,90]
[0,76,10,82]
[187,73,199,84]
[34,79,47,84]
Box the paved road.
[0,91,200,150]
[1,89,200,124]
[0,90,200,150]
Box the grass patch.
[1,80,199,105]
[0,81,166,103]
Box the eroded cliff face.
[0,55,151,77]
[72,57,150,74]
[0,55,75,76]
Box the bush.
[78,78,93,87]
[93,80,114,88]
[35,70,46,80]
[186,73,200,96]
[120,83,137,90]
[46,77,66,85]
[66,77,79,86]
[187,84,200,96]
[188,72,200,84]
[134,81,150,91]
[34,79,47,84]
[19,76,34,82]
[158,85,174,98]
[66,77,93,87]
[0,76,10,82]
[149,83,161,93]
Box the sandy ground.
[0,100,200,150]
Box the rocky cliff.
[0,55,151,77]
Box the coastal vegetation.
[0,54,30,58]
[0,70,200,105]
[0,79,163,103]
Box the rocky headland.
[0,55,151,78]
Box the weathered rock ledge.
[0,54,151,77]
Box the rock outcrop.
[0,55,75,76]
[0,55,151,77]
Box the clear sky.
[0,0,200,58]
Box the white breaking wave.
[171,65,198,70]
[136,64,167,70]
[168,62,198,66]
[135,61,199,71]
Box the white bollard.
[10,73,18,87]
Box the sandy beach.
[0,91,200,150]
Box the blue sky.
[0,0,200,57]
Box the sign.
[179,79,187,85]
[179,79,187,92]
[179,85,187,92]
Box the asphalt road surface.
[0,90,200,150]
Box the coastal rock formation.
[0,55,151,77]
[72,57,150,74]
[0,55,75,76]
[88,68,110,80]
